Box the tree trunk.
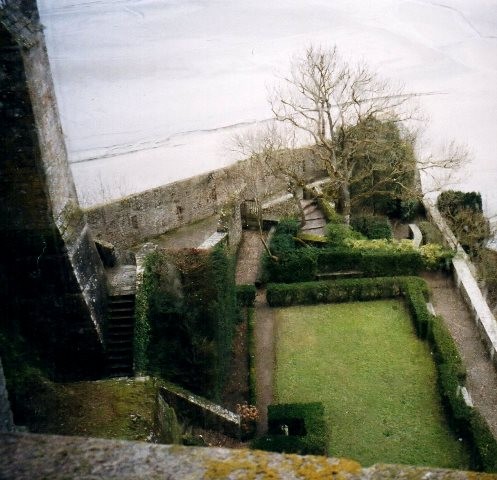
[339,182,351,224]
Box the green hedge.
[236,284,257,308]
[134,246,237,401]
[266,276,426,307]
[470,410,497,472]
[252,402,328,455]
[357,250,422,277]
[351,215,393,240]
[265,249,423,285]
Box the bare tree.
[269,45,463,221]
[231,123,309,222]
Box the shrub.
[265,249,318,283]
[419,244,454,271]
[418,221,444,245]
[252,402,328,455]
[275,218,301,236]
[351,215,393,240]
[326,223,364,246]
[399,198,423,221]
[437,191,483,217]
[236,284,257,308]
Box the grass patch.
[31,378,156,441]
[274,300,470,468]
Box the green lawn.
[274,300,470,468]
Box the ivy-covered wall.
[135,246,237,401]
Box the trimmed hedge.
[236,284,257,308]
[470,410,497,472]
[252,402,328,455]
[265,248,424,284]
[266,276,427,308]
[351,215,393,240]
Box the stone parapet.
[1,433,495,479]
[424,199,497,371]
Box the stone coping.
[1,433,495,479]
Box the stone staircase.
[300,199,327,236]
[105,265,137,378]
[106,294,135,377]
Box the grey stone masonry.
[0,359,14,433]
[1,433,495,479]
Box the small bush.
[418,221,444,245]
[252,402,328,455]
[275,218,301,236]
[326,223,364,246]
[437,191,483,217]
[351,215,393,240]
[419,244,454,271]
[236,284,257,308]
[265,249,318,283]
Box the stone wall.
[424,199,497,371]
[159,385,241,438]
[0,2,107,379]
[0,359,14,433]
[85,151,323,250]
[1,432,496,479]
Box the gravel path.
[422,271,497,438]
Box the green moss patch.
[32,378,156,441]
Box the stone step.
[304,213,326,222]
[300,199,315,209]
[107,323,134,330]
[302,219,327,230]
[108,305,134,312]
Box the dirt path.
[254,290,275,434]
[236,230,266,285]
[422,271,497,438]
[234,230,275,434]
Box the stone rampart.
[0,2,107,378]
[85,151,323,250]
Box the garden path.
[422,271,497,439]
[235,230,275,434]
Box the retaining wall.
[424,199,497,370]
[159,385,240,438]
